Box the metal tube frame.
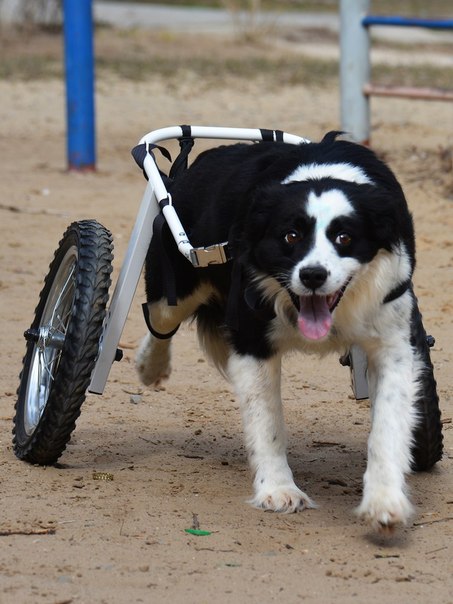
[88,124,368,400]
[362,15,453,29]
[88,126,308,394]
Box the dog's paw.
[249,485,316,514]
[355,488,414,534]
[136,334,172,387]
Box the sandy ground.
[0,23,452,604]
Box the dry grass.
[116,0,453,17]
[0,25,451,92]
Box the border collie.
[136,132,419,532]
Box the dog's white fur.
[282,162,373,186]
[137,232,418,534]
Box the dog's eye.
[335,232,352,247]
[284,230,302,245]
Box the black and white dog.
[136,132,419,532]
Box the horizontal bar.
[362,15,453,29]
[139,125,309,147]
[364,83,453,101]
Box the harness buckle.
[189,242,231,267]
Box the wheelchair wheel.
[410,293,443,471]
[13,220,113,465]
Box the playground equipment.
[340,0,453,143]
[63,0,96,170]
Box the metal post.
[63,0,96,171]
[340,0,370,144]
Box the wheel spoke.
[55,305,73,335]
[42,350,57,385]
[50,264,75,331]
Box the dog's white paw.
[136,334,172,387]
[250,485,316,514]
[355,487,414,534]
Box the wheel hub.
[24,326,66,351]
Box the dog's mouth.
[297,283,349,341]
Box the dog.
[136,131,420,532]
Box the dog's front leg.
[228,353,315,513]
[356,342,418,532]
[136,299,182,388]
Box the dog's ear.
[360,185,415,260]
[228,185,277,256]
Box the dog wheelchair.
[13,125,443,472]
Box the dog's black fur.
[144,133,414,355]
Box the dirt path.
[0,25,452,604]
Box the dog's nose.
[299,265,328,290]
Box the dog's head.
[239,138,415,341]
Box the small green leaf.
[185,528,212,536]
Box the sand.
[0,23,452,604]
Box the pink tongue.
[297,296,332,340]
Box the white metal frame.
[89,126,308,394]
[88,125,368,400]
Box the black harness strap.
[226,260,280,332]
[225,260,243,332]
[259,128,285,142]
[169,125,195,180]
[142,303,180,340]
[152,198,178,306]
[133,128,197,313]
[131,125,194,184]
[244,285,277,321]
[383,279,412,304]
[131,143,172,183]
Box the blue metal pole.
[63,0,96,171]
[362,16,453,29]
